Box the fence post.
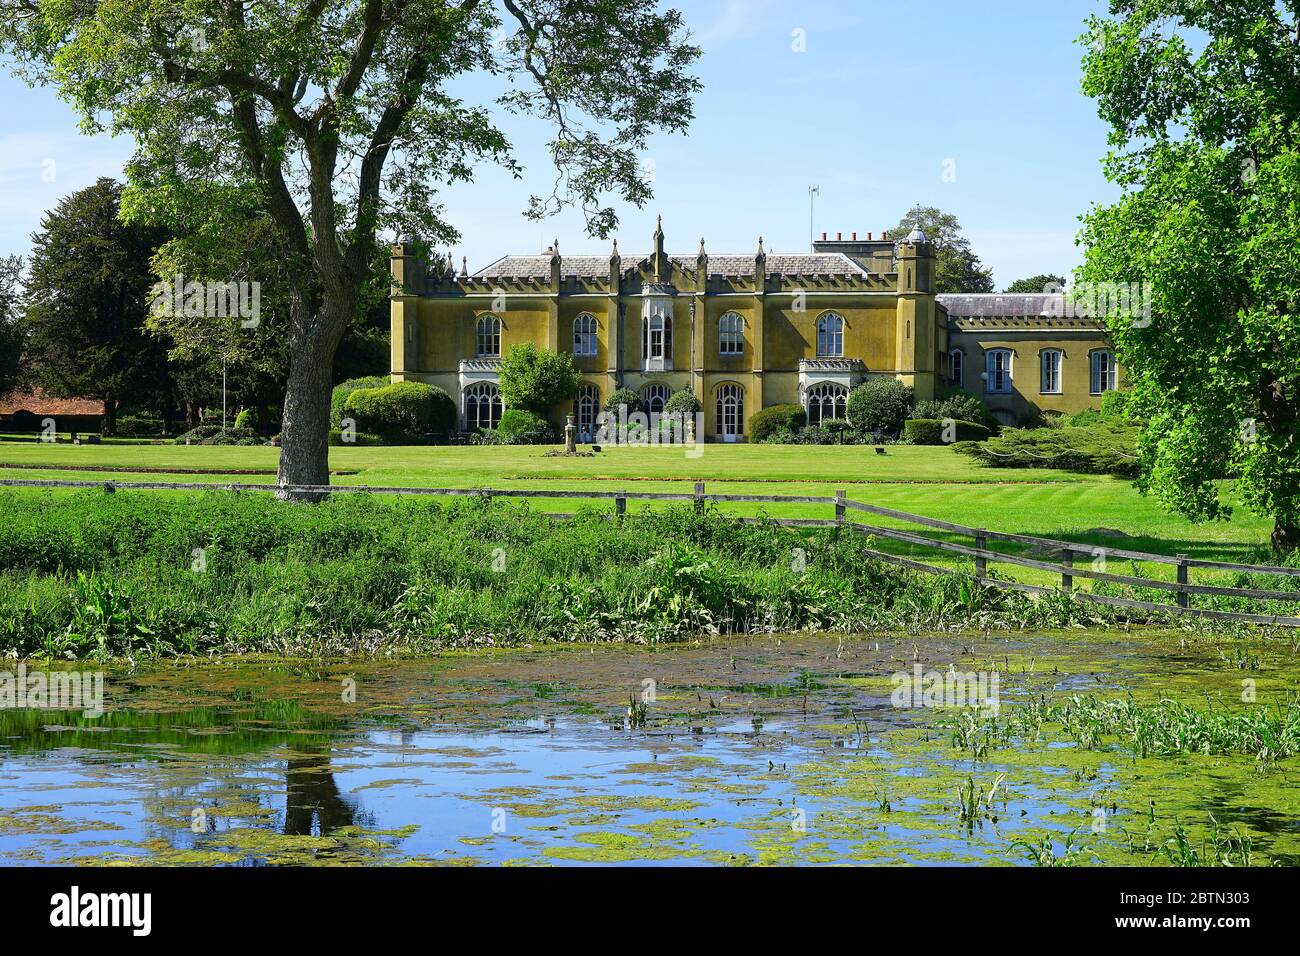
[615,491,627,517]
[974,529,987,582]
[694,481,705,515]
[834,490,846,526]
[1061,547,1073,593]
[1176,554,1190,609]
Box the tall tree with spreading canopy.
[0,255,22,398]
[892,205,995,293]
[1004,273,1066,294]
[1,0,700,494]
[1078,1,1300,551]
[22,178,172,435]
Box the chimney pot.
[836,232,842,241]
[821,232,827,240]
[852,232,857,241]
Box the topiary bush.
[495,408,555,444]
[750,404,807,443]
[604,387,643,414]
[233,408,255,432]
[847,378,914,436]
[344,380,455,441]
[498,343,580,414]
[331,376,388,428]
[904,418,992,445]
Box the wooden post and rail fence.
[2,477,1299,628]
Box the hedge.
[903,418,992,445]
[344,381,456,440]
[750,404,807,443]
[330,376,389,429]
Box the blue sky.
[0,0,1117,288]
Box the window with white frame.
[643,312,672,361]
[950,348,964,388]
[1040,349,1062,394]
[719,312,744,355]
[641,383,670,415]
[573,313,597,356]
[1090,350,1117,394]
[464,382,503,431]
[805,382,848,427]
[573,383,600,440]
[816,312,844,357]
[985,349,1013,394]
[715,383,744,437]
[476,314,501,357]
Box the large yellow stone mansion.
[389,220,1118,439]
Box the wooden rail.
[3,477,1299,627]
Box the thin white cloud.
[694,0,778,45]
[0,130,132,254]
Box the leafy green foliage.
[0,490,1133,657]
[847,378,914,435]
[1004,274,1065,294]
[914,388,999,432]
[0,1,701,481]
[604,387,643,414]
[495,408,555,444]
[20,179,171,434]
[345,381,455,440]
[331,376,389,429]
[955,423,1141,477]
[893,205,994,293]
[498,343,580,414]
[904,419,991,446]
[750,404,807,443]
[0,254,22,398]
[1078,1,1300,549]
[663,388,700,417]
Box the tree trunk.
[1273,519,1300,555]
[276,295,351,501]
[102,396,117,436]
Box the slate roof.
[0,387,105,417]
[472,252,873,280]
[937,293,1068,318]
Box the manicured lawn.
[0,440,1273,567]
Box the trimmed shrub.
[750,404,807,443]
[498,343,580,413]
[847,378,913,436]
[495,408,555,444]
[331,376,388,428]
[345,381,455,440]
[913,388,999,432]
[328,429,387,446]
[663,389,700,418]
[604,387,643,414]
[904,418,992,445]
[233,408,255,432]
[115,414,164,437]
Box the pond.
[1,629,1298,866]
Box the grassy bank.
[0,488,1202,659]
